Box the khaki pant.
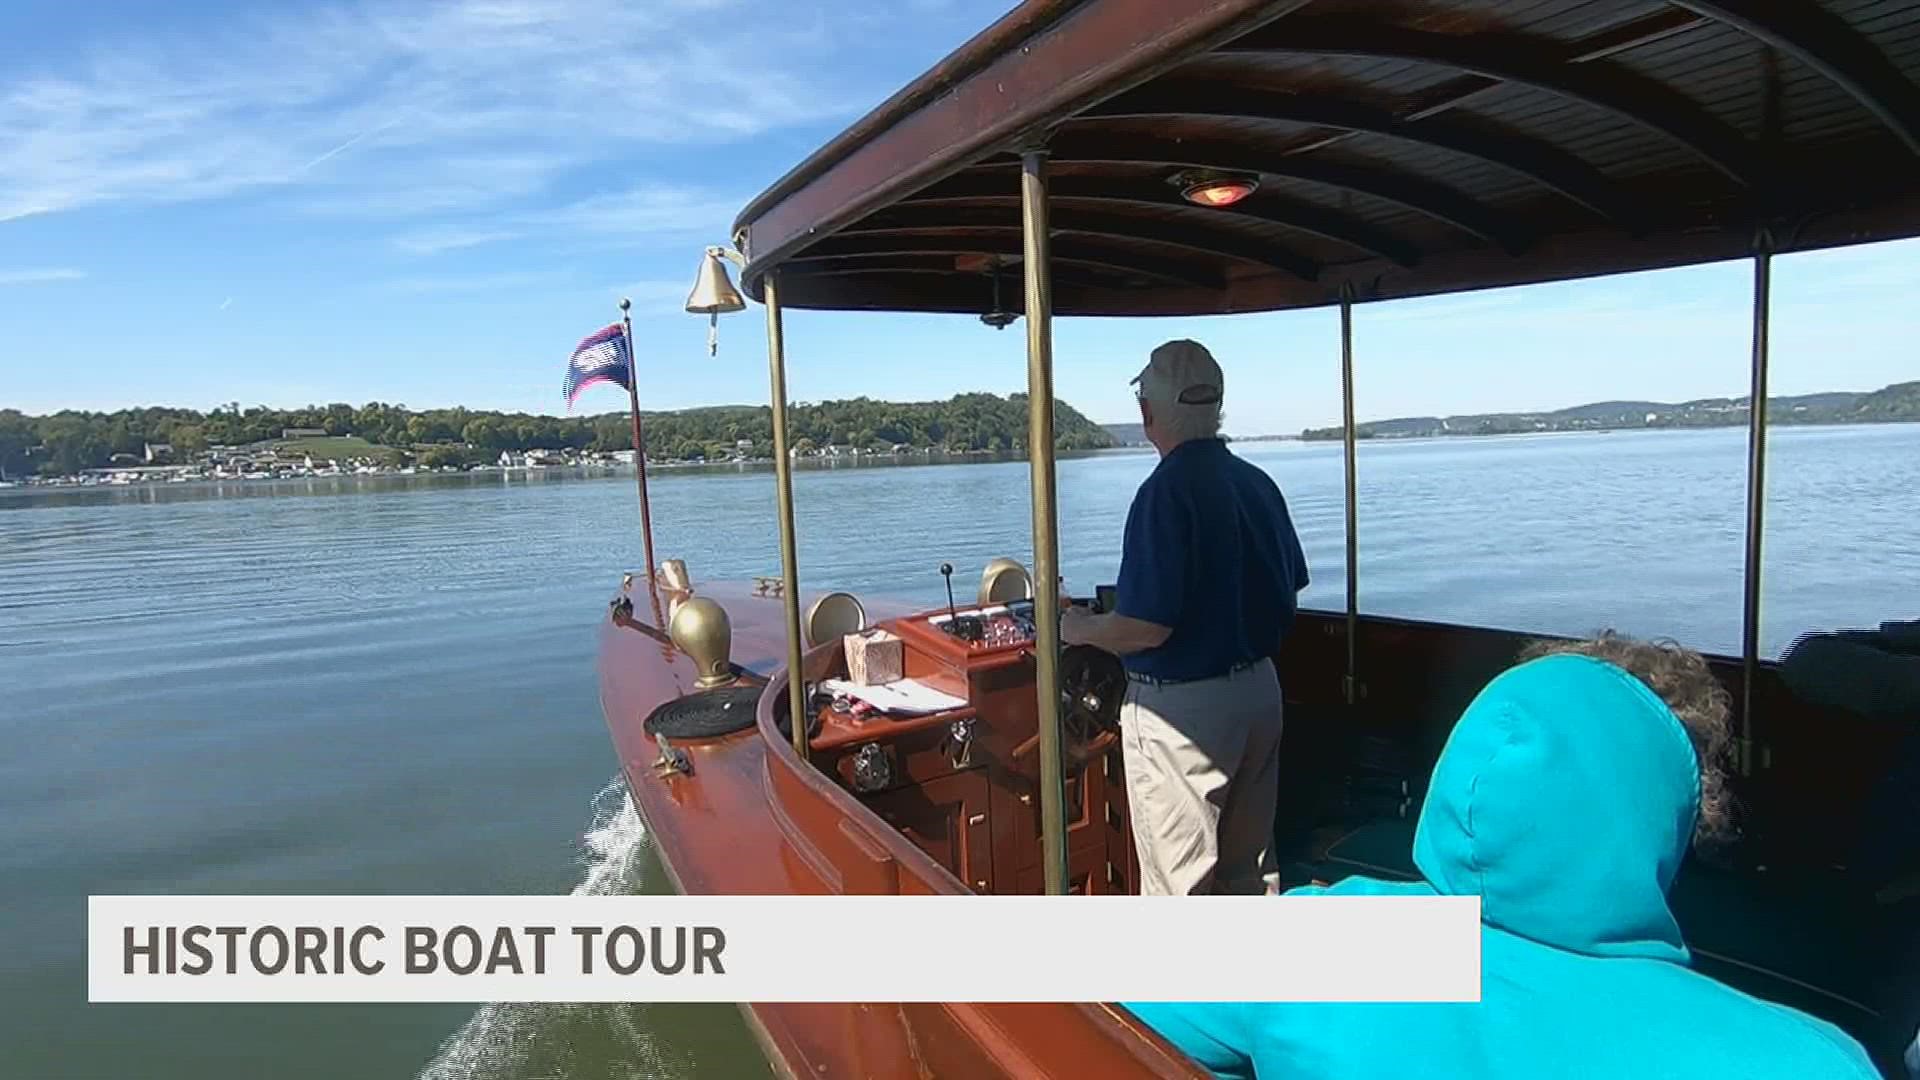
[1121,659,1283,895]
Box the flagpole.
[618,298,658,578]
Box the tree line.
[0,393,1115,477]
[1301,380,1920,441]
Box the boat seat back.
[804,591,868,648]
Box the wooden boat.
[598,3,1920,1076]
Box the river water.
[3,423,1915,1078]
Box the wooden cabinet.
[824,612,1145,896]
[866,768,995,893]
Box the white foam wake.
[416,779,675,1080]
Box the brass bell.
[685,248,746,357]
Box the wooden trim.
[838,208,1321,280]
[974,133,1530,251]
[1675,0,1920,154]
[903,175,1421,266]
[1221,17,1759,187]
[737,0,1314,290]
[1084,84,1640,226]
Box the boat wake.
[416,779,679,1080]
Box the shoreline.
[1299,415,1919,445]
[0,447,1148,496]
[4,422,1913,497]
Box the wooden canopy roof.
[731,0,1920,316]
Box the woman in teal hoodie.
[1128,634,1878,1079]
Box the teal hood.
[1412,654,1700,963]
[1126,652,1882,1080]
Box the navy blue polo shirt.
[1114,438,1309,681]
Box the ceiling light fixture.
[1171,169,1259,208]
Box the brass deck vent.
[668,596,734,688]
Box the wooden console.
[807,608,1139,895]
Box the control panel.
[927,600,1037,651]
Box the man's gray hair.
[1150,394,1223,443]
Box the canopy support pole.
[1021,146,1069,896]
[763,270,809,760]
[1339,282,1360,706]
[1739,231,1773,777]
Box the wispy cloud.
[217,296,234,311]
[392,225,519,255]
[609,279,697,315]
[385,270,566,294]
[0,0,861,226]
[0,268,85,286]
[532,184,747,242]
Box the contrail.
[298,118,400,173]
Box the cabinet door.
[866,769,994,893]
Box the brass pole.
[1021,147,1069,896]
[763,271,809,759]
[618,299,658,578]
[1339,283,1359,707]
[1739,232,1773,776]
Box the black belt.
[1126,658,1262,687]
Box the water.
[3,424,1915,1078]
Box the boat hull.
[597,577,1205,1078]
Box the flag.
[563,323,631,410]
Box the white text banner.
[90,894,1481,1003]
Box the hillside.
[631,392,1114,460]
[1301,381,1920,441]
[0,392,1114,478]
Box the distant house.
[525,450,567,467]
[735,438,754,453]
[283,427,327,439]
[143,442,175,464]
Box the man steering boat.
[1061,340,1310,895]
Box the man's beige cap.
[1131,339,1224,407]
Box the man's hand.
[1056,606,1171,655]
[1060,605,1095,646]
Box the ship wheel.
[1059,644,1125,752]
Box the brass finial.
[668,596,734,688]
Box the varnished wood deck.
[598,578,1206,1079]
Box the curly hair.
[1518,631,1738,849]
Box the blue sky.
[2,0,1916,435]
